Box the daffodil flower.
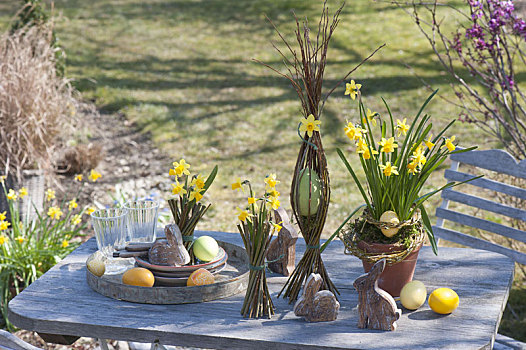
[236,207,253,223]
[0,211,6,221]
[379,162,399,176]
[407,160,419,175]
[356,139,379,160]
[268,189,280,198]
[62,240,69,248]
[88,169,102,182]
[231,178,244,192]
[0,235,6,245]
[48,206,64,220]
[7,189,17,201]
[71,214,82,226]
[272,222,282,233]
[15,237,24,244]
[172,180,187,196]
[189,189,204,202]
[267,197,281,210]
[442,136,456,152]
[46,189,55,201]
[248,197,256,205]
[412,144,427,166]
[0,221,10,231]
[345,80,362,100]
[75,174,83,182]
[19,187,28,198]
[344,122,367,142]
[378,137,398,153]
[396,118,410,137]
[299,114,321,138]
[264,174,279,189]
[173,159,191,176]
[191,174,205,190]
[424,134,435,149]
[68,199,78,211]
[85,207,96,215]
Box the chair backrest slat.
[450,149,526,179]
[444,169,526,200]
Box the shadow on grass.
[499,285,526,342]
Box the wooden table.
[8,230,514,350]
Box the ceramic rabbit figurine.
[148,224,190,266]
[294,273,340,322]
[353,259,401,331]
[266,207,298,276]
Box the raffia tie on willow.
[340,210,425,265]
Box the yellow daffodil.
[189,189,204,202]
[267,197,281,210]
[412,145,427,166]
[48,206,63,220]
[379,162,399,177]
[407,160,419,175]
[272,222,282,232]
[231,178,244,192]
[0,211,6,221]
[62,240,69,248]
[168,168,178,177]
[172,159,191,176]
[171,180,187,196]
[71,214,82,226]
[15,237,24,244]
[247,197,256,205]
[424,134,435,149]
[344,122,367,142]
[7,189,17,201]
[89,169,102,182]
[345,80,362,100]
[363,108,378,127]
[191,174,205,190]
[75,174,83,182]
[356,139,379,160]
[397,118,410,137]
[19,187,28,198]
[264,174,279,189]
[443,136,456,152]
[378,137,398,153]
[0,235,6,245]
[0,221,10,231]
[236,207,253,223]
[85,207,96,215]
[299,114,321,138]
[68,199,78,211]
[46,189,55,202]
[269,189,280,198]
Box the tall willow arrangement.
[255,1,384,302]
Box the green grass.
[1,0,524,341]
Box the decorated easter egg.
[193,236,219,262]
[429,288,459,314]
[122,267,155,287]
[297,168,322,216]
[187,268,215,286]
[400,280,427,310]
[380,210,400,237]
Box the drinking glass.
[124,200,160,243]
[91,208,129,274]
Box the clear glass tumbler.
[124,200,160,243]
[91,208,129,274]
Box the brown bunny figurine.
[294,273,340,322]
[353,259,401,331]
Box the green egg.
[297,168,322,216]
[193,236,219,262]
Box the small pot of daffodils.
[336,87,477,297]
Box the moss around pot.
[297,168,322,216]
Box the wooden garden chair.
[433,148,526,350]
[0,330,42,350]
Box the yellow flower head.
[68,199,78,211]
[85,206,96,215]
[7,189,17,201]
[345,80,362,100]
[48,206,64,220]
[75,174,83,182]
[231,178,244,192]
[46,189,55,202]
[299,114,321,138]
[71,214,82,226]
[378,137,398,153]
[379,162,399,177]
[19,187,28,198]
[0,221,10,231]
[0,235,6,245]
[247,197,256,205]
[236,207,253,223]
[172,159,191,176]
[356,138,379,160]
[424,134,435,149]
[171,180,187,196]
[62,240,69,248]
[89,169,102,182]
[264,174,279,189]
[364,108,378,127]
[407,159,419,175]
[0,211,6,221]
[443,136,456,152]
[189,189,204,202]
[396,118,410,137]
[344,122,367,142]
[272,222,282,233]
[269,189,280,198]
[267,197,281,210]
[412,144,427,166]
[191,174,205,190]
[15,237,24,244]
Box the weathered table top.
[8,230,514,350]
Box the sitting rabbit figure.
[353,259,401,331]
[294,273,340,322]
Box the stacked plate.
[135,247,228,286]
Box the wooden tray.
[86,241,249,304]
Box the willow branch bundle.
[238,216,275,318]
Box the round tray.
[86,240,249,304]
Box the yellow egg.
[86,252,105,277]
[400,280,427,310]
[122,267,155,287]
[429,288,459,314]
[187,268,215,286]
[193,236,219,262]
[380,210,400,237]
[297,168,322,216]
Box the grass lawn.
[1,0,524,341]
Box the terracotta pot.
[357,240,422,297]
